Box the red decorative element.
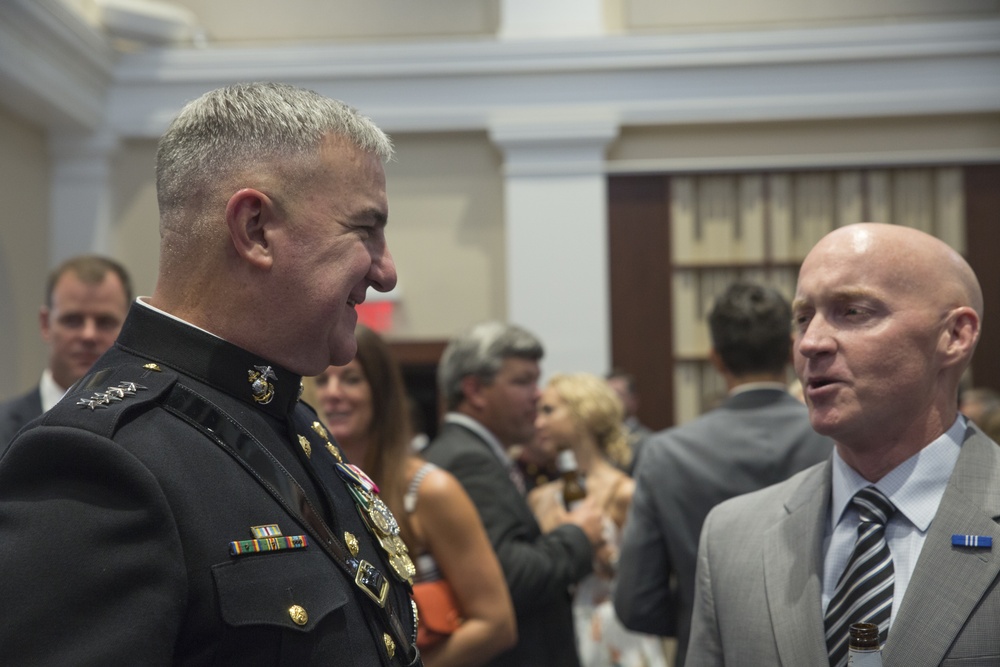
[357,301,394,333]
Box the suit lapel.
[765,463,831,667]
[883,428,1000,667]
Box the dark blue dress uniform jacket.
[0,303,419,666]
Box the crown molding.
[0,0,116,131]
[2,7,998,141]
[105,19,1000,137]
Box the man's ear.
[708,348,726,375]
[942,306,981,368]
[225,188,277,270]
[460,375,487,410]
[39,305,52,342]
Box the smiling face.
[275,135,397,371]
[41,271,129,389]
[314,359,374,452]
[535,385,579,452]
[792,224,980,462]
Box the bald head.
[793,223,982,477]
[804,223,983,320]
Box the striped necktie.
[824,486,896,667]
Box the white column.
[499,0,606,39]
[48,130,120,266]
[490,113,618,378]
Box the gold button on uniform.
[288,604,308,626]
[345,531,360,556]
[383,633,395,659]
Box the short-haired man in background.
[422,321,604,667]
[0,254,131,444]
[615,281,833,667]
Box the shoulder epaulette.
[43,364,178,440]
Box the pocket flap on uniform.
[212,550,350,631]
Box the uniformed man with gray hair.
[0,82,420,666]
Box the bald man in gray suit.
[687,224,999,667]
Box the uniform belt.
[161,382,420,666]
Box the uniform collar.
[116,300,302,419]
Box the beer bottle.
[557,449,587,511]
[848,623,883,667]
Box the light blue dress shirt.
[821,416,966,629]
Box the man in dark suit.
[686,223,997,666]
[614,281,833,666]
[422,321,604,667]
[0,255,131,445]
[0,83,420,666]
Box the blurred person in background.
[531,372,667,667]
[423,321,604,667]
[313,325,516,667]
[0,255,131,445]
[958,386,1000,429]
[605,369,649,473]
[509,431,559,493]
[615,281,832,667]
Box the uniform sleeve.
[0,425,186,664]
[684,506,724,667]
[444,448,592,613]
[614,451,678,636]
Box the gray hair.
[438,321,544,411]
[156,82,392,228]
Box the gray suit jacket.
[614,388,832,667]
[686,423,1000,667]
[0,386,42,446]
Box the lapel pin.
[951,534,992,548]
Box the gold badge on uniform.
[248,365,277,405]
[297,434,312,458]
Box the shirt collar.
[729,382,789,396]
[444,412,512,467]
[830,416,965,531]
[39,368,67,412]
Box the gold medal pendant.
[379,533,417,583]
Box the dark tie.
[824,486,897,667]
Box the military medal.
[229,524,308,556]
[333,462,415,583]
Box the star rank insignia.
[77,381,147,410]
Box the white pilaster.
[499,0,606,39]
[48,130,120,265]
[490,113,619,378]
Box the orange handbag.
[412,578,464,651]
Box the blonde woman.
[531,373,667,667]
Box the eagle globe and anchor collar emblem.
[248,365,278,405]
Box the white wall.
[0,106,50,400]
